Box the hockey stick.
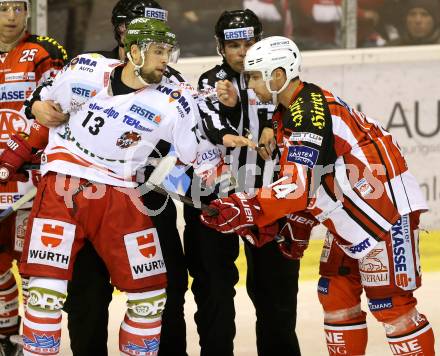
[136,156,218,216]
[137,155,178,196]
[0,186,37,223]
[147,183,218,217]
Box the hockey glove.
[276,211,319,260]
[239,221,279,248]
[200,192,261,234]
[0,134,33,183]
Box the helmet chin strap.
[265,77,289,106]
[126,47,150,87]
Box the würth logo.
[41,224,64,248]
[137,233,156,258]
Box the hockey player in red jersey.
[201,36,435,356]
[0,1,67,354]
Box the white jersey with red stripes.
[36,53,214,187]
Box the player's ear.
[271,68,286,88]
[273,68,285,80]
[130,44,141,64]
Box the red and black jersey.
[0,33,67,209]
[256,81,427,258]
[0,32,67,150]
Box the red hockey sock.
[119,313,161,356]
[22,309,62,355]
[324,311,368,356]
[387,314,435,356]
[0,270,19,336]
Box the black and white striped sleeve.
[197,71,238,145]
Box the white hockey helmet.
[0,0,31,18]
[244,36,301,102]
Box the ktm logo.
[41,224,64,248]
[0,109,28,142]
[137,233,156,258]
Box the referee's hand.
[257,127,275,160]
[223,134,257,149]
[216,80,238,107]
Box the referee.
[183,9,301,356]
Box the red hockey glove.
[276,211,319,260]
[200,192,261,234]
[239,221,279,248]
[0,134,33,183]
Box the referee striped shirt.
[198,62,277,192]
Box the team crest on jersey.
[70,99,86,114]
[116,131,141,149]
[0,109,28,143]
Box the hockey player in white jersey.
[16,18,223,356]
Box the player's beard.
[140,68,163,84]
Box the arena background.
[19,0,440,354]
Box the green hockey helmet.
[124,17,178,59]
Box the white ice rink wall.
[174,45,440,229]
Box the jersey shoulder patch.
[27,34,68,62]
